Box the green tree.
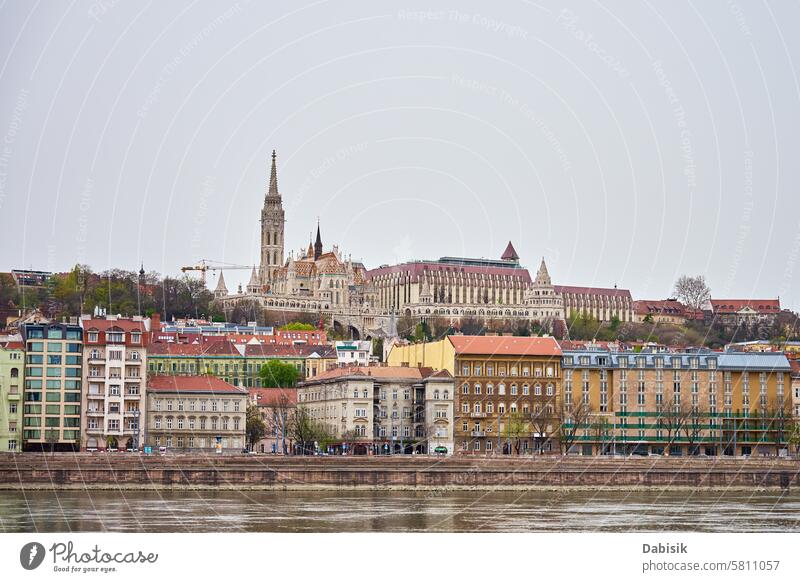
[246,405,267,451]
[507,412,529,455]
[280,322,316,331]
[788,422,800,455]
[259,360,300,388]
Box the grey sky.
[1,0,799,310]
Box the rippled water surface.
[1,489,799,532]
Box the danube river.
[1,489,799,532]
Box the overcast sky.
[1,1,799,310]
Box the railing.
[471,430,486,437]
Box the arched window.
[10,368,18,378]
[434,390,440,400]
[443,390,449,400]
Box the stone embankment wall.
[0,454,798,490]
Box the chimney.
[150,312,162,332]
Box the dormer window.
[87,331,99,343]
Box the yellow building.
[562,350,792,456]
[389,335,563,454]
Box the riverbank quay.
[0,454,798,491]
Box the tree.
[507,412,529,454]
[788,422,800,455]
[680,405,706,455]
[263,392,294,454]
[280,322,316,331]
[558,401,592,454]
[289,406,333,454]
[590,414,611,455]
[656,399,691,455]
[246,405,267,451]
[371,338,384,362]
[672,275,711,312]
[259,360,300,388]
[530,400,558,454]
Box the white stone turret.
[214,271,228,298]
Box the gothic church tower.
[260,150,285,287]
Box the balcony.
[471,430,486,437]
[470,412,487,419]
[86,426,103,434]
[124,392,141,399]
[86,409,104,416]
[7,388,19,400]
[125,375,142,381]
[87,392,104,399]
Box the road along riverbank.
[1,454,799,491]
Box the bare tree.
[263,392,294,454]
[656,398,692,455]
[672,275,711,312]
[530,398,558,454]
[558,401,592,454]
[679,404,706,455]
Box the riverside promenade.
[1,454,799,491]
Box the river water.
[1,490,799,532]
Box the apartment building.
[81,316,150,450]
[561,349,792,456]
[146,375,247,452]
[20,322,83,451]
[387,335,564,455]
[451,336,563,455]
[0,337,24,452]
[297,366,454,455]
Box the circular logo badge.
[20,542,46,570]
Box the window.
[522,384,530,396]
[546,383,554,396]
[474,384,481,395]
[166,418,173,429]
[462,383,469,395]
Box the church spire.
[314,220,323,261]
[267,149,279,198]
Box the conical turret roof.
[214,271,228,294]
[247,266,260,289]
[501,241,519,261]
[535,257,551,285]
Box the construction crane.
[180,259,254,285]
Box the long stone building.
[214,151,634,337]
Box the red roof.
[0,340,24,350]
[309,365,452,382]
[711,299,781,314]
[366,261,532,283]
[788,359,800,377]
[501,241,519,261]
[448,335,562,357]
[147,374,246,394]
[244,344,336,358]
[554,285,632,299]
[82,318,147,332]
[248,387,298,407]
[633,299,687,316]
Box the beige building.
[81,316,150,450]
[562,349,792,456]
[146,375,247,452]
[297,366,454,455]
